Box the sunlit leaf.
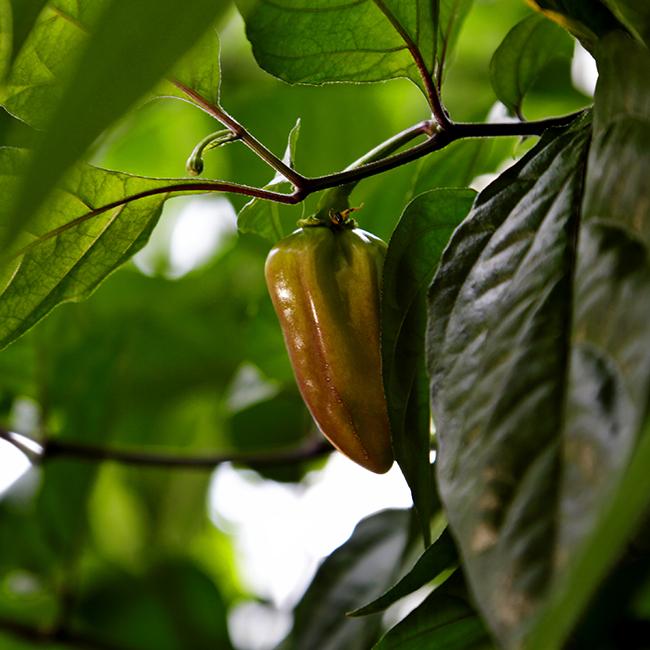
[235,0,436,97]
[0,0,229,250]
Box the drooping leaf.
[350,529,458,617]
[427,115,593,647]
[524,30,650,650]
[428,28,650,644]
[1,0,229,250]
[281,509,411,650]
[490,14,573,117]
[383,189,475,544]
[235,0,436,97]
[237,119,301,243]
[0,148,213,350]
[374,573,493,649]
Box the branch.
[42,437,332,469]
[0,617,121,650]
[171,80,306,186]
[372,0,449,128]
[0,429,332,470]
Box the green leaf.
[237,119,301,243]
[0,147,211,350]
[602,0,650,46]
[1,0,228,250]
[437,0,475,80]
[410,137,515,199]
[235,0,436,96]
[0,0,11,81]
[156,27,222,106]
[383,189,475,544]
[374,573,494,649]
[75,559,233,650]
[527,0,625,52]
[524,30,650,650]
[282,509,411,650]
[427,116,594,647]
[350,529,458,617]
[6,0,49,70]
[489,14,573,117]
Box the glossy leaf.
[524,30,650,649]
[281,509,410,650]
[427,116,593,647]
[350,529,458,617]
[490,14,573,117]
[1,0,228,250]
[235,0,436,96]
[383,189,475,542]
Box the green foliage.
[490,14,573,117]
[0,0,648,648]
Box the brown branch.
[371,0,449,128]
[170,80,306,186]
[0,617,121,650]
[41,437,332,469]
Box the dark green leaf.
[383,189,475,544]
[74,559,233,650]
[282,509,410,650]
[527,0,625,52]
[350,529,458,617]
[236,0,436,96]
[524,30,650,650]
[602,0,650,46]
[238,119,302,243]
[490,14,573,117]
[1,0,228,250]
[375,574,493,649]
[427,116,593,647]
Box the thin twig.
[170,80,306,186]
[39,436,333,470]
[0,617,121,650]
[371,0,449,127]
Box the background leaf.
[489,14,573,117]
[374,573,493,649]
[350,529,458,617]
[382,189,475,544]
[280,509,411,650]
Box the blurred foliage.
[0,0,646,648]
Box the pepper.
[265,217,393,474]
